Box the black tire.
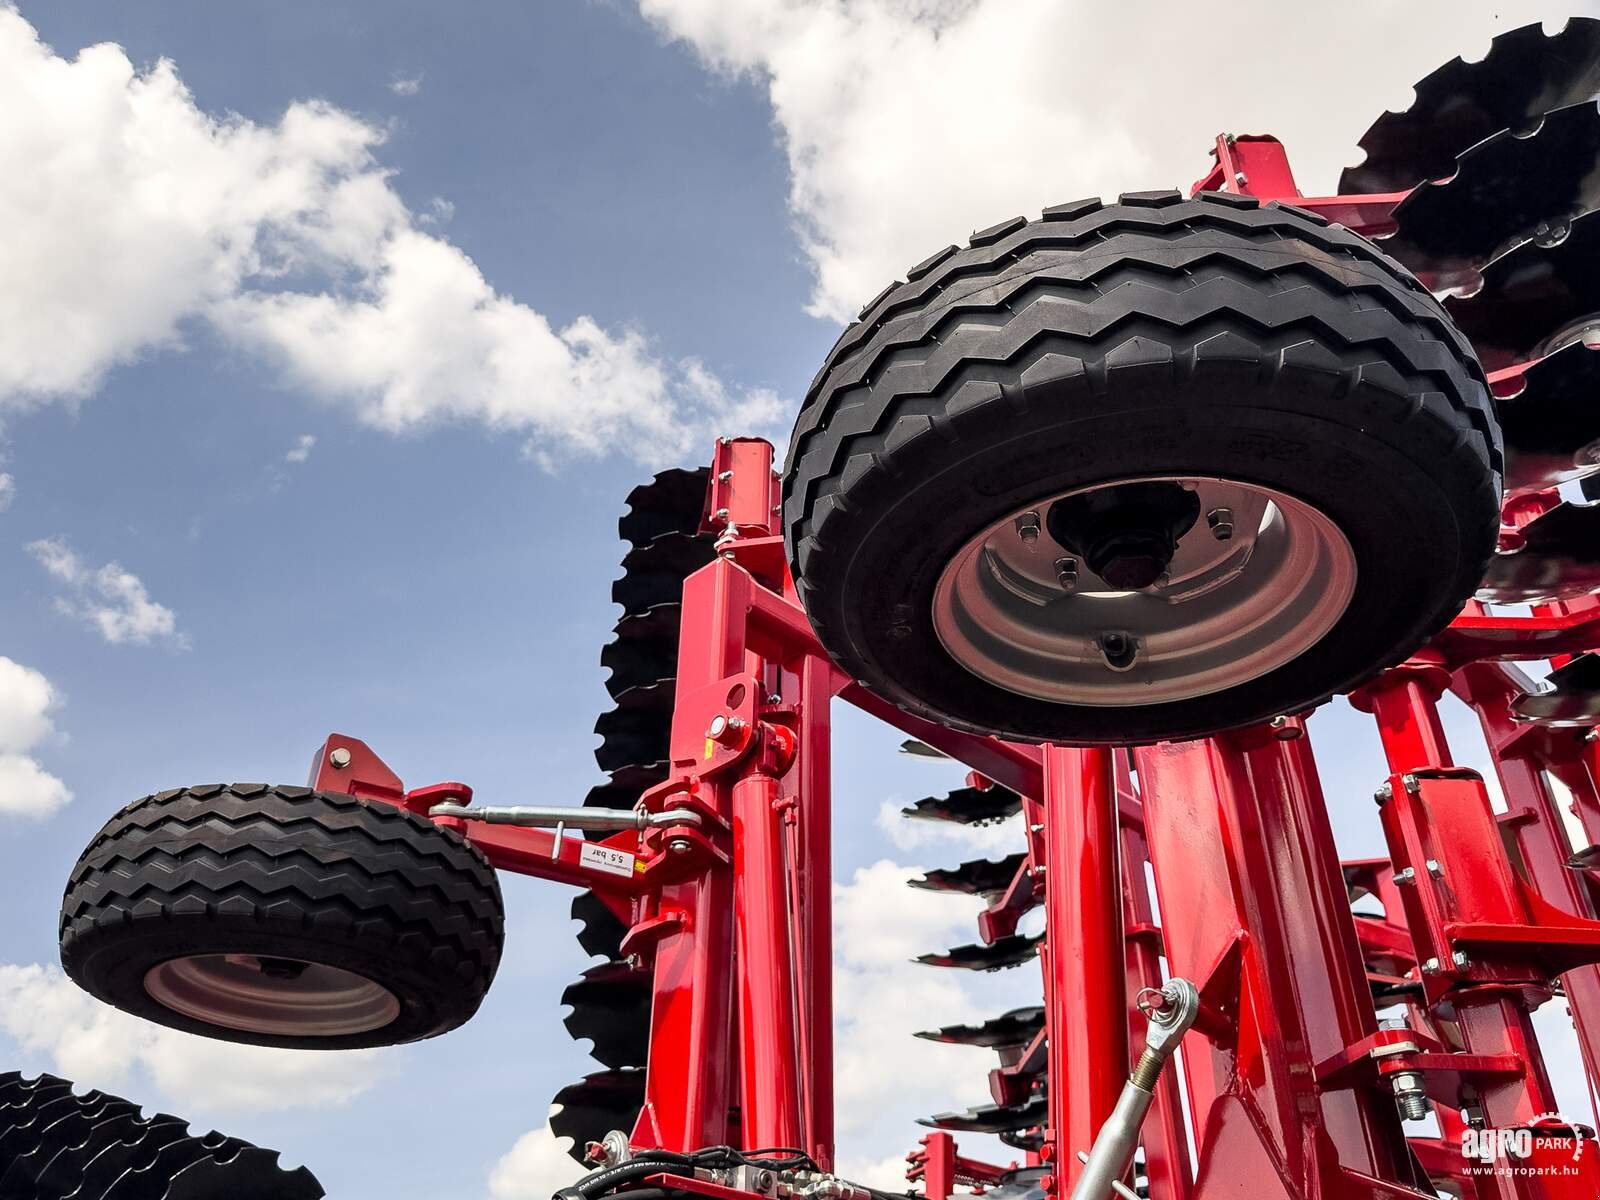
[783,190,1500,744]
[59,784,504,1050]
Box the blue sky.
[0,3,1595,1197]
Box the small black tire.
[783,190,1501,744]
[58,784,504,1051]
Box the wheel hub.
[143,953,401,1038]
[931,476,1358,707]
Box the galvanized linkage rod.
[428,803,703,831]
[1069,978,1201,1200]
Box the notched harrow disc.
[901,785,1023,825]
[916,934,1043,972]
[1447,210,1600,365]
[549,1069,646,1162]
[1478,501,1600,604]
[0,1071,322,1200]
[915,1006,1045,1049]
[618,468,712,547]
[909,854,1027,900]
[1488,344,1600,493]
[919,1097,1050,1137]
[1387,100,1600,279]
[562,961,652,1070]
[601,605,681,699]
[593,680,675,775]
[571,890,629,960]
[1341,17,1600,195]
[612,533,716,616]
[1512,653,1600,727]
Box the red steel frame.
[313,137,1600,1199]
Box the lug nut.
[1054,557,1078,590]
[1206,507,1234,541]
[1016,511,1041,543]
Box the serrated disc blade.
[549,1070,645,1166]
[619,468,710,548]
[594,681,673,775]
[1491,344,1600,492]
[1512,653,1600,726]
[30,1106,152,1200]
[1477,501,1600,603]
[601,605,681,700]
[916,934,1042,971]
[164,1148,325,1200]
[75,1115,190,1200]
[915,1006,1045,1049]
[901,785,1022,825]
[918,1097,1048,1136]
[571,891,629,960]
[562,962,651,1070]
[1448,211,1600,364]
[1388,101,1600,278]
[1342,18,1600,194]
[104,1131,252,1200]
[0,1094,134,1200]
[909,854,1026,900]
[612,534,716,616]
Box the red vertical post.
[733,766,803,1151]
[1042,745,1127,1185]
[794,653,836,1168]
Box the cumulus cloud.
[0,9,780,463]
[0,963,392,1111]
[390,73,423,96]
[0,472,13,511]
[27,536,184,647]
[0,655,70,819]
[487,1118,580,1199]
[285,432,317,463]
[639,0,1584,320]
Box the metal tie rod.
[1069,977,1201,1200]
[428,803,702,831]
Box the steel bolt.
[717,470,733,482]
[1054,557,1078,590]
[1393,867,1415,885]
[1375,782,1393,805]
[715,507,730,520]
[708,714,746,744]
[1421,957,1441,975]
[668,838,693,855]
[1451,950,1471,970]
[1206,507,1234,541]
[1016,511,1041,543]
[1401,773,1420,794]
[1425,859,1443,878]
[1391,1072,1429,1121]
[328,746,352,769]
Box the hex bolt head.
[1391,1072,1429,1121]
[1425,859,1444,878]
[667,838,693,855]
[1206,507,1234,541]
[1016,510,1042,543]
[1393,867,1415,885]
[1421,957,1441,975]
[1375,782,1393,805]
[1451,950,1471,970]
[1054,557,1078,590]
[328,746,352,769]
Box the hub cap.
[931,476,1358,707]
[144,954,401,1037]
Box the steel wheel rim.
[143,954,401,1037]
[931,476,1358,707]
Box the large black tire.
[784,190,1500,744]
[59,784,504,1050]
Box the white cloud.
[0,9,779,464]
[285,432,316,463]
[0,472,13,511]
[0,963,392,1111]
[639,1,1585,320]
[27,536,184,647]
[487,1118,579,1199]
[0,656,70,819]
[390,73,423,97]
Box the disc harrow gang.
[0,1072,323,1200]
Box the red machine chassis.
[315,145,1600,1199]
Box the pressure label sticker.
[579,843,636,878]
